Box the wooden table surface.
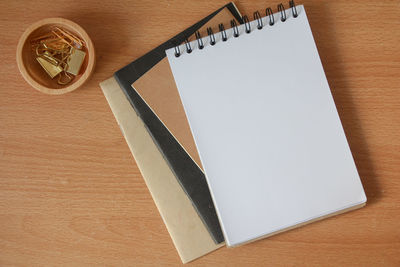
[1,0,399,266]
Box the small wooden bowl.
[17,18,95,95]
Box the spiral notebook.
[166,3,367,247]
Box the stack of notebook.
[100,1,366,263]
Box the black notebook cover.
[114,3,242,244]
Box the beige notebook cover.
[131,9,239,170]
[100,77,223,263]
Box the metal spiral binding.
[231,19,239,37]
[219,23,228,41]
[254,11,263,30]
[289,0,298,17]
[243,15,251,33]
[174,42,181,57]
[195,31,204,49]
[173,0,299,57]
[266,7,275,25]
[184,38,192,54]
[207,27,216,46]
[277,3,287,22]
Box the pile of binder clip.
[31,27,86,85]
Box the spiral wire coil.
[174,1,299,57]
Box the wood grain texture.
[0,0,399,266]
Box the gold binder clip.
[66,48,86,75]
[36,57,63,78]
[36,44,60,66]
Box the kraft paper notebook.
[100,78,223,263]
[166,3,367,247]
[114,3,242,245]
[133,58,203,169]
[100,4,241,263]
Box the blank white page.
[166,5,366,247]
